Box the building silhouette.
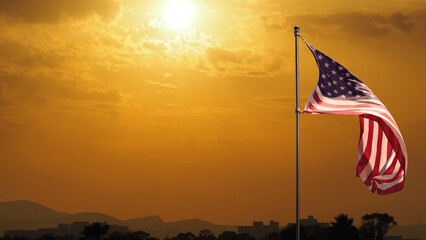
[384,237,420,240]
[287,215,330,228]
[4,222,130,239]
[238,221,279,240]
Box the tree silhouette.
[329,214,358,240]
[80,222,110,240]
[197,230,216,240]
[279,225,332,240]
[280,225,308,240]
[169,232,196,240]
[107,232,125,240]
[133,231,158,240]
[239,233,255,240]
[262,231,280,240]
[218,231,237,240]
[55,235,74,240]
[108,231,158,240]
[359,213,396,240]
[37,234,55,240]
[3,237,30,240]
[217,231,254,240]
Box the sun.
[163,0,194,30]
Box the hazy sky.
[0,0,425,226]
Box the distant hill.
[0,200,236,238]
[0,200,68,220]
[387,224,426,240]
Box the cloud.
[273,11,422,37]
[252,96,293,104]
[205,46,282,77]
[0,0,121,23]
[142,39,168,52]
[78,89,122,103]
[390,12,415,32]
[163,73,173,79]
[407,8,426,31]
[0,39,63,69]
[145,80,178,89]
[250,96,309,108]
[0,73,122,106]
[207,47,258,65]
[0,84,11,106]
[286,12,389,37]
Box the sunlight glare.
[163,0,194,30]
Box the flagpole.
[294,25,300,240]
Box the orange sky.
[0,0,425,227]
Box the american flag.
[302,39,407,195]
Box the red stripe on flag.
[387,141,393,159]
[384,154,398,175]
[376,181,404,195]
[363,124,384,186]
[357,118,374,177]
[374,168,404,184]
[362,114,406,172]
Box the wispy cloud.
[250,96,309,108]
[0,0,121,23]
[264,10,425,38]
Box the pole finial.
[294,25,300,37]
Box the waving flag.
[302,39,407,195]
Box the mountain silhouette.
[0,200,68,220]
[0,200,236,238]
[387,224,426,239]
[124,215,165,227]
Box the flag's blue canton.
[312,48,376,101]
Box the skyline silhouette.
[1,200,425,240]
[0,212,417,240]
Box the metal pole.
[294,25,300,240]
